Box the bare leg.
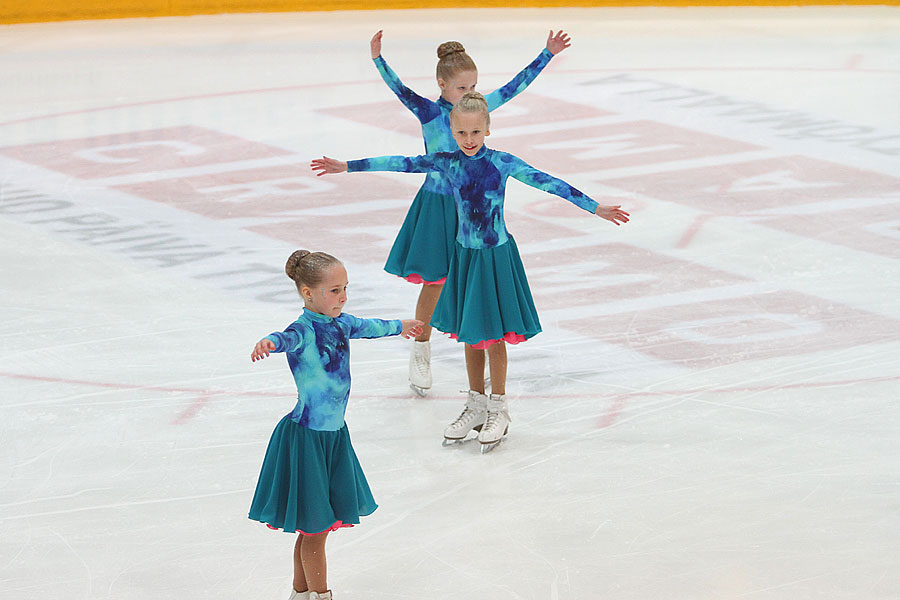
[465,344,486,394]
[294,531,330,594]
[415,283,443,342]
[487,342,507,396]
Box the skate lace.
[451,407,476,427]
[484,405,509,431]
[413,350,428,374]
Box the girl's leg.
[415,282,443,341]
[298,531,330,594]
[292,534,308,593]
[486,342,507,396]
[464,343,487,394]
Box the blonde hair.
[285,250,342,297]
[450,91,491,129]
[436,41,477,82]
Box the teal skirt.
[431,236,542,349]
[384,187,457,284]
[248,416,377,535]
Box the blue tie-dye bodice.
[348,147,600,249]
[373,49,554,196]
[265,308,402,431]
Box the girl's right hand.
[370,30,383,59]
[311,157,348,176]
[251,339,276,362]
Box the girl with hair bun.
[369,29,572,397]
[311,92,629,453]
[249,250,422,600]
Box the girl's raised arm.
[483,29,571,112]
[370,30,441,123]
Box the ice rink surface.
[2,7,899,599]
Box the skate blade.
[442,434,477,447]
[409,383,429,397]
[479,438,505,454]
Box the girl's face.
[438,70,477,105]
[451,111,490,156]
[302,264,348,318]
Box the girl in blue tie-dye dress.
[370,30,571,396]
[249,249,422,600]
[311,93,629,453]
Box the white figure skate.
[442,390,487,446]
[478,394,511,453]
[408,340,432,397]
[309,592,332,600]
[289,590,310,600]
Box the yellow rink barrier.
[2,0,898,25]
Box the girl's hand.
[370,30,383,59]
[311,157,348,177]
[595,205,630,226]
[251,339,276,362]
[546,30,572,55]
[400,319,425,339]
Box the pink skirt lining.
[401,273,446,286]
[266,521,354,536]
[448,331,528,349]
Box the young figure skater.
[249,250,423,599]
[370,29,572,396]
[311,93,629,452]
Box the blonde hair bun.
[285,249,311,281]
[437,41,466,59]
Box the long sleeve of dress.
[265,329,303,353]
[507,154,599,214]
[348,153,449,175]
[484,48,554,112]
[345,315,403,339]
[373,56,442,124]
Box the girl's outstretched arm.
[507,153,630,225]
[251,339,276,362]
[311,156,348,176]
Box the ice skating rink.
[2,7,899,599]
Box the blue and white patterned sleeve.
[506,153,599,214]
[265,327,303,353]
[347,153,448,175]
[373,56,442,124]
[483,48,554,112]
[345,315,403,339]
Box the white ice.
[1,7,899,599]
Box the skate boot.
[478,394,511,453]
[442,390,487,446]
[289,590,310,600]
[308,592,332,600]
[408,340,432,397]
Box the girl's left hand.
[595,205,630,226]
[400,319,425,339]
[311,157,348,176]
[546,30,572,55]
